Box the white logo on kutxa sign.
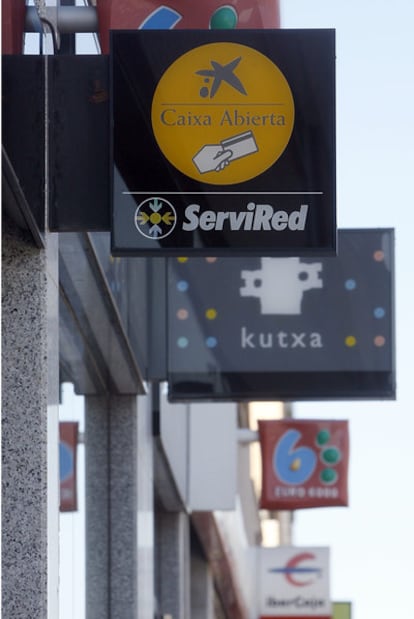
[240,257,323,315]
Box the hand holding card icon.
[193,130,259,173]
[192,145,233,173]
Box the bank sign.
[110,29,336,255]
[167,229,395,401]
[59,422,78,512]
[258,546,331,619]
[259,419,349,511]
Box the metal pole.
[25,6,98,34]
[237,428,259,444]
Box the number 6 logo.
[273,429,317,485]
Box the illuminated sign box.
[333,603,352,619]
[59,422,78,512]
[111,29,336,256]
[258,546,331,619]
[167,229,395,401]
[259,419,349,511]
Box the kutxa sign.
[111,29,336,256]
[167,229,395,401]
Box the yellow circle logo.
[151,42,295,185]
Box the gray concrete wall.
[2,218,60,618]
[191,548,214,619]
[85,394,110,619]
[156,512,191,619]
[155,511,191,619]
[85,391,155,619]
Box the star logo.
[196,56,247,98]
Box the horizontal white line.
[122,191,324,195]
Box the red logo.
[269,552,322,587]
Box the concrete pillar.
[191,550,214,619]
[1,218,60,618]
[86,392,155,619]
[108,395,138,617]
[85,394,110,619]
[136,392,155,619]
[156,511,191,619]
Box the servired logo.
[268,552,322,587]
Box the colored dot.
[177,309,189,320]
[345,335,357,347]
[205,308,217,320]
[374,335,386,347]
[200,86,209,98]
[345,279,356,291]
[316,429,330,447]
[149,212,162,224]
[206,337,217,348]
[177,257,188,263]
[374,307,385,319]
[205,257,217,263]
[210,6,238,29]
[177,337,189,348]
[373,250,385,262]
[320,468,338,485]
[321,447,341,465]
[177,280,189,292]
[290,458,301,471]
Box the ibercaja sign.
[167,229,395,401]
[258,546,331,619]
[110,29,336,256]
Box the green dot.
[320,468,338,485]
[210,7,238,29]
[316,429,330,446]
[321,447,341,465]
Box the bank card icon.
[221,130,258,161]
[193,130,258,173]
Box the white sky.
[280,2,414,618]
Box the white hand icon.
[193,145,233,173]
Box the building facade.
[2,2,289,618]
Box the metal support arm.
[25,5,98,34]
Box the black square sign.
[167,229,395,401]
[111,29,336,256]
